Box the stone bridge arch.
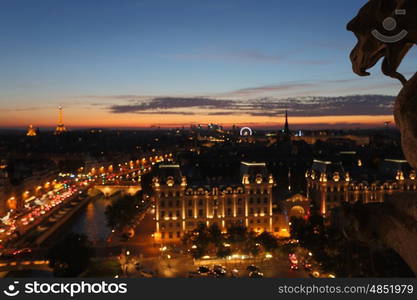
[89,185,142,198]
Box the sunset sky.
[1,0,416,129]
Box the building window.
[168,201,173,207]
[257,198,261,204]
[160,201,165,208]
[227,198,232,205]
[176,231,181,238]
[237,198,242,205]
[249,208,254,215]
[160,211,165,218]
[237,208,242,216]
[188,209,193,217]
[198,199,203,206]
[176,222,180,228]
[198,209,204,217]
[263,197,268,204]
[176,210,180,217]
[249,198,254,204]
[188,199,192,206]
[168,232,173,239]
[227,208,232,216]
[161,232,165,239]
[176,200,180,207]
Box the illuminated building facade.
[306,158,417,217]
[152,162,289,242]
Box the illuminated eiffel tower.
[26,124,37,136]
[54,106,67,135]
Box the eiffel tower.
[26,124,37,136]
[54,106,67,135]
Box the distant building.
[306,158,417,217]
[152,162,294,243]
[292,134,370,146]
[0,162,8,214]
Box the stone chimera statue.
[347,0,417,169]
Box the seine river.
[51,194,118,244]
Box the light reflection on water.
[68,195,113,243]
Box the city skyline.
[1,0,416,129]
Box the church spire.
[281,110,291,141]
[284,110,289,133]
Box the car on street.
[198,266,210,275]
[304,263,312,271]
[309,271,320,278]
[246,264,259,272]
[231,269,239,278]
[249,271,264,278]
[188,271,200,278]
[213,265,227,277]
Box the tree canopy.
[47,233,94,277]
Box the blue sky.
[0,0,416,128]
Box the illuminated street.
[0,154,171,262]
